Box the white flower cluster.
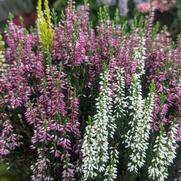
[81,121,98,179]
[148,123,178,181]
[124,74,155,173]
[166,123,178,164]
[81,69,117,180]
[104,148,119,181]
[81,33,178,180]
[124,34,155,173]
[134,34,146,76]
[114,68,127,119]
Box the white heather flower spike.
[125,68,155,173]
[124,74,150,173]
[148,123,178,181]
[81,122,98,180]
[81,68,116,180]
[166,122,178,165]
[134,35,146,76]
[124,34,155,173]
[114,68,127,119]
[104,148,119,181]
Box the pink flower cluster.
[0,20,80,180]
[146,32,181,140]
[0,113,21,155]
[137,0,176,13]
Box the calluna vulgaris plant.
[0,0,181,180]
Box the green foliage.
[37,0,54,65]
[170,1,181,36]
[0,35,4,52]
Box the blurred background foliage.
[169,1,181,37]
[51,0,181,37]
[0,0,181,36]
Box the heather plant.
[0,0,181,181]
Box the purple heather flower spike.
[0,114,21,156]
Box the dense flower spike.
[124,74,155,173]
[113,68,127,120]
[148,123,178,181]
[81,68,115,179]
[5,22,25,62]
[104,148,119,181]
[31,149,54,181]
[0,113,21,155]
[123,34,155,173]
[133,32,146,77]
[81,118,97,179]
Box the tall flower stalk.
[81,68,116,180]
[148,123,178,181]
[114,68,127,120]
[124,74,155,173]
[124,34,155,173]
